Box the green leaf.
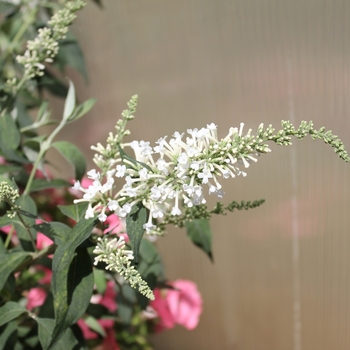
[138,239,162,280]
[38,72,68,97]
[49,217,97,349]
[0,302,28,327]
[186,218,213,261]
[0,114,20,150]
[68,98,96,123]
[37,318,82,350]
[0,252,31,290]
[65,248,94,325]
[93,268,107,295]
[83,316,106,337]
[118,143,152,172]
[58,202,89,222]
[0,321,17,349]
[0,164,22,174]
[62,80,76,121]
[52,141,86,181]
[14,195,37,251]
[56,35,88,82]
[33,222,72,245]
[30,178,71,192]
[126,202,147,264]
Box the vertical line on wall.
[287,58,302,350]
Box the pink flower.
[151,279,203,331]
[36,232,54,250]
[36,266,52,284]
[91,281,117,312]
[26,287,47,310]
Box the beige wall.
[60,0,350,349]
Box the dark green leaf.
[33,222,72,245]
[117,144,152,172]
[138,239,162,281]
[56,35,88,82]
[0,321,17,349]
[49,217,97,349]
[58,202,89,222]
[30,178,71,192]
[0,146,28,163]
[0,114,20,150]
[126,202,147,264]
[37,318,82,350]
[14,195,37,251]
[0,252,31,290]
[0,302,28,327]
[52,141,86,181]
[38,72,68,97]
[65,248,94,325]
[186,218,213,261]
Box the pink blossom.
[36,266,52,284]
[91,281,117,312]
[26,287,47,310]
[36,232,54,250]
[151,279,203,331]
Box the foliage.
[0,0,349,349]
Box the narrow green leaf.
[68,98,96,123]
[52,141,86,181]
[0,114,20,150]
[117,143,152,172]
[14,195,37,251]
[126,202,147,264]
[93,268,107,295]
[83,316,106,337]
[49,217,97,349]
[65,248,94,325]
[30,178,71,192]
[0,252,31,290]
[37,318,82,350]
[186,218,213,261]
[0,320,17,349]
[0,302,28,327]
[56,34,88,82]
[0,164,22,174]
[62,80,76,121]
[33,222,72,245]
[58,202,89,222]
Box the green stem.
[16,210,38,252]
[23,118,67,195]
[4,225,15,249]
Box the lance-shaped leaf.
[186,218,213,262]
[67,98,96,123]
[14,195,37,251]
[126,202,147,264]
[62,80,76,121]
[52,141,86,181]
[58,202,89,222]
[0,114,20,150]
[0,301,28,327]
[48,217,96,349]
[33,221,72,246]
[30,179,71,193]
[37,318,83,350]
[0,252,31,290]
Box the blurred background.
[55,0,350,349]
